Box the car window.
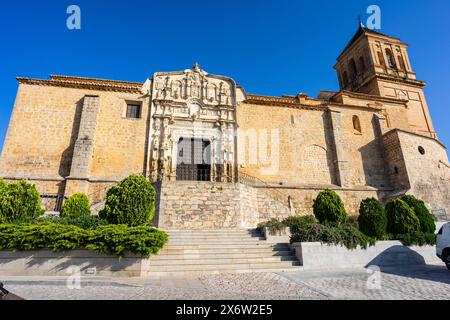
[438,227,443,235]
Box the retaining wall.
[291,241,441,270]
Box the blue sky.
[0,0,449,153]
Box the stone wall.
[154,181,292,229]
[0,82,147,198]
[0,250,145,277]
[237,103,337,186]
[263,186,388,215]
[292,241,441,270]
[236,102,392,190]
[396,130,449,214]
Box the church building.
[1,24,449,228]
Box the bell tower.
[334,23,436,138]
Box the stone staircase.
[146,229,302,276]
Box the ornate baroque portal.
[149,64,238,182]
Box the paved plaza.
[3,265,449,300]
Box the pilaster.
[329,109,350,188]
[65,95,100,195]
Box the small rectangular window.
[126,104,141,119]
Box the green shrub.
[0,223,86,252]
[0,179,9,223]
[290,223,327,243]
[390,231,436,246]
[256,215,317,235]
[86,224,168,257]
[0,222,168,257]
[358,198,387,238]
[99,175,156,226]
[385,199,420,235]
[347,215,359,229]
[257,218,285,235]
[3,180,44,221]
[401,195,435,233]
[290,222,375,250]
[284,215,317,234]
[60,193,91,218]
[313,190,347,224]
[57,215,109,229]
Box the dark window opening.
[352,115,362,133]
[126,104,141,119]
[342,71,349,86]
[394,166,399,174]
[348,58,358,79]
[359,56,366,72]
[385,49,396,68]
[398,55,406,71]
[418,146,425,155]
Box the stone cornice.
[244,93,397,113]
[375,73,426,88]
[333,90,408,105]
[17,75,143,94]
[243,94,326,111]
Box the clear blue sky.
[1,0,449,153]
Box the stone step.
[146,261,301,272]
[156,248,293,256]
[159,244,290,251]
[162,228,258,233]
[165,230,261,236]
[166,240,273,246]
[149,256,298,265]
[152,251,295,259]
[161,241,289,248]
[145,267,303,277]
[149,229,300,276]
[166,235,263,239]
[167,235,264,240]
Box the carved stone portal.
[150,64,237,182]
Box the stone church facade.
[1,25,449,228]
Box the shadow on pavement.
[0,282,25,300]
[366,245,450,285]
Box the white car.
[436,222,450,270]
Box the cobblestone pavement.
[3,265,449,300]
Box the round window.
[418,146,425,155]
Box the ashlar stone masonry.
[1,24,449,228]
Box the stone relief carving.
[150,64,237,182]
[152,64,233,106]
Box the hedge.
[0,222,168,258]
[313,190,347,224]
[385,199,420,235]
[0,179,44,222]
[86,225,168,257]
[358,197,387,238]
[389,231,436,247]
[290,222,375,250]
[100,175,156,226]
[60,193,91,218]
[401,195,436,233]
[256,215,317,235]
